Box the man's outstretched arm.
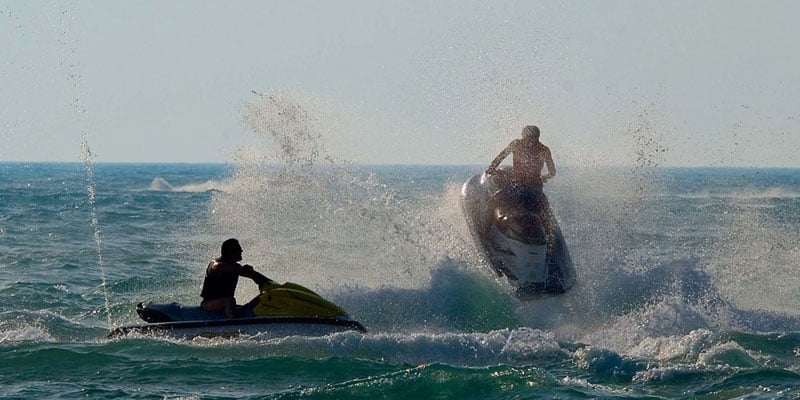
[487,144,512,173]
[240,264,274,286]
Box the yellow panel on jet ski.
[252,282,348,318]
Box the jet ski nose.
[136,302,174,323]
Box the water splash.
[80,137,111,326]
[201,91,473,295]
[243,90,335,170]
[50,2,113,327]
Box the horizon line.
[1,160,799,170]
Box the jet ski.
[109,272,366,339]
[461,168,575,298]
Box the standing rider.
[486,125,556,190]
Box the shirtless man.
[200,238,270,318]
[486,125,556,189]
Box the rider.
[200,238,272,318]
[484,125,558,236]
[486,125,556,190]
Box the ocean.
[1,161,800,399]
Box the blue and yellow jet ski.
[109,271,366,338]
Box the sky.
[2,1,799,167]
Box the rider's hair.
[522,125,540,140]
[221,238,242,258]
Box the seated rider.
[200,238,273,318]
[486,125,556,191]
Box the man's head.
[522,125,540,141]
[221,238,243,261]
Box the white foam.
[0,323,54,343]
[149,177,228,193]
[148,177,173,191]
[256,327,564,366]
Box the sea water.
[1,161,800,399]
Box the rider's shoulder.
[209,259,240,271]
[539,143,552,152]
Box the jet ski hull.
[108,315,366,339]
[461,171,576,297]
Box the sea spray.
[57,3,112,326]
[80,136,111,326]
[509,102,688,338]
[203,91,474,296]
[611,100,671,257]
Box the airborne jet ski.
[461,168,575,298]
[109,271,366,338]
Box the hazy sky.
[2,1,799,167]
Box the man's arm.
[240,264,274,286]
[487,142,513,174]
[209,261,270,284]
[542,147,556,180]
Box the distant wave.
[148,177,225,193]
[149,177,173,191]
[675,187,800,200]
